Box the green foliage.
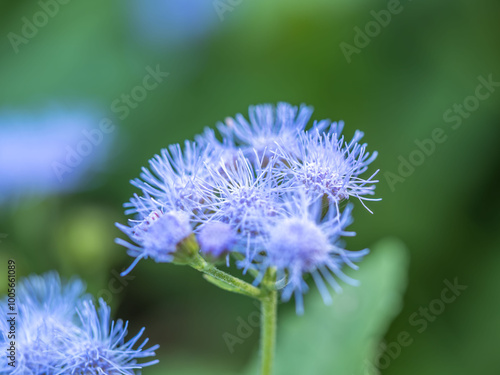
[145,356,234,375]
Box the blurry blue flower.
[17,271,87,314]
[131,0,218,46]
[0,108,112,204]
[258,192,369,314]
[116,210,193,276]
[61,299,159,375]
[1,272,85,374]
[0,272,158,374]
[198,221,237,258]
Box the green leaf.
[0,0,137,104]
[144,355,234,375]
[246,237,409,375]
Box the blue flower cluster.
[0,272,158,374]
[0,108,111,204]
[117,102,379,313]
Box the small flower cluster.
[117,102,379,313]
[0,272,158,374]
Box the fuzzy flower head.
[198,221,238,258]
[17,271,87,317]
[62,299,159,375]
[0,272,158,374]
[259,193,369,314]
[1,272,85,375]
[217,102,313,159]
[199,151,282,237]
[195,127,240,174]
[116,102,379,312]
[277,126,379,211]
[126,141,211,216]
[116,210,193,275]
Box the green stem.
[190,254,262,299]
[191,252,279,375]
[260,270,278,375]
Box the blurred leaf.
[53,205,119,271]
[0,0,136,104]
[246,237,409,375]
[144,355,234,375]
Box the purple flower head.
[257,192,369,314]
[276,127,379,212]
[198,221,238,258]
[116,210,193,276]
[61,299,159,375]
[6,305,78,375]
[0,272,158,374]
[217,102,313,159]
[126,141,211,215]
[197,151,283,261]
[116,102,379,312]
[17,271,87,315]
[195,127,240,174]
[0,272,85,374]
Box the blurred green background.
[0,0,499,374]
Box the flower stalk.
[260,269,278,375]
[189,254,278,375]
[190,253,263,299]
[115,102,379,375]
